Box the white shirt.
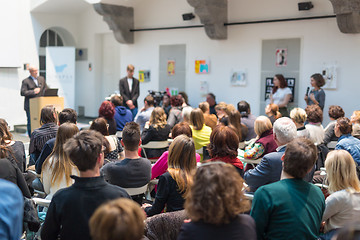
[272,87,292,105]
[127,78,133,92]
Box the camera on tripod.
[148,90,167,107]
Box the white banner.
[46,47,75,109]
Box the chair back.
[327,141,337,150]
[123,184,148,196]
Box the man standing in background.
[21,66,47,137]
[119,64,140,119]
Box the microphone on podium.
[306,87,310,96]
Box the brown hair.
[328,105,344,120]
[283,138,317,179]
[185,163,250,225]
[179,92,189,105]
[0,121,13,159]
[237,101,251,117]
[208,125,239,159]
[336,117,352,135]
[311,73,325,88]
[190,108,205,130]
[266,104,281,119]
[64,130,104,172]
[110,95,123,107]
[58,108,77,125]
[168,135,197,197]
[90,198,145,240]
[254,116,273,137]
[122,122,140,151]
[149,107,167,129]
[171,122,192,138]
[272,74,287,94]
[90,117,109,136]
[40,105,57,125]
[170,95,183,107]
[325,150,360,193]
[0,119,12,141]
[42,123,79,187]
[198,102,209,113]
[305,105,323,123]
[227,110,243,142]
[144,95,155,106]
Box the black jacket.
[20,76,47,112]
[119,77,140,108]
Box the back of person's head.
[179,92,189,105]
[149,107,167,129]
[214,102,227,112]
[0,118,12,141]
[332,223,360,240]
[273,117,297,144]
[144,95,155,107]
[64,130,104,172]
[266,104,281,119]
[254,116,273,137]
[311,73,326,88]
[44,122,79,186]
[337,117,352,135]
[224,104,236,116]
[237,100,250,117]
[168,135,196,196]
[182,106,193,122]
[328,105,344,120]
[283,138,317,179]
[208,125,239,159]
[0,120,12,158]
[122,122,140,151]
[352,110,360,124]
[90,198,145,240]
[325,150,360,193]
[185,163,250,225]
[99,101,115,120]
[171,122,192,138]
[110,95,123,107]
[170,95,183,107]
[40,105,57,125]
[305,105,323,123]
[90,117,109,136]
[290,108,307,125]
[189,108,204,130]
[58,108,77,125]
[227,110,243,142]
[198,102,210,113]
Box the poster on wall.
[139,70,151,82]
[200,80,209,97]
[264,77,295,103]
[276,48,287,67]
[231,70,247,86]
[322,65,337,89]
[195,59,210,74]
[167,60,175,75]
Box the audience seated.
[334,117,360,165]
[243,116,277,160]
[35,108,77,174]
[41,130,130,240]
[305,105,325,145]
[41,123,80,200]
[98,100,117,135]
[324,105,345,145]
[167,95,183,128]
[141,107,171,159]
[101,122,151,204]
[206,125,244,177]
[178,163,256,240]
[319,150,360,240]
[189,108,212,154]
[290,107,310,139]
[161,93,171,117]
[110,95,133,132]
[265,103,281,125]
[250,138,325,240]
[90,117,124,163]
[0,179,24,240]
[90,198,146,240]
[135,95,155,131]
[0,119,26,172]
[206,93,217,116]
[238,100,257,141]
[29,105,58,165]
[151,122,201,180]
[142,135,196,217]
[198,102,217,130]
[351,110,360,139]
[244,117,297,192]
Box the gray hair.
[182,106,193,121]
[273,117,297,144]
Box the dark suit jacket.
[119,77,140,108]
[20,76,47,112]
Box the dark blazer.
[119,77,140,108]
[20,76,47,112]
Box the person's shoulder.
[103,181,130,198]
[236,214,256,227]
[263,151,283,161]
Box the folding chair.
[141,141,170,163]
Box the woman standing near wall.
[304,73,326,111]
[270,74,292,117]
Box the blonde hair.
[190,108,205,130]
[198,102,209,113]
[325,150,360,193]
[290,107,307,125]
[168,135,197,197]
[254,116,273,137]
[266,104,281,119]
[149,107,167,129]
[352,111,360,124]
[90,198,145,240]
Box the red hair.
[99,101,115,119]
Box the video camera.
[148,90,167,107]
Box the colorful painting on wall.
[276,48,287,67]
[167,60,175,75]
[195,59,210,74]
[139,70,150,82]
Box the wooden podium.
[29,97,64,132]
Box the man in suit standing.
[20,66,47,137]
[119,64,140,119]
